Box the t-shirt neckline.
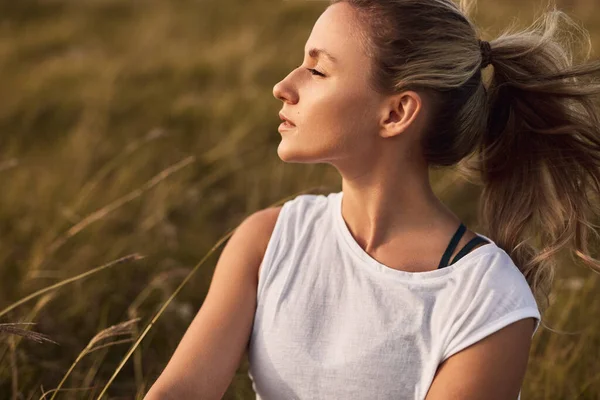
[332,191,499,282]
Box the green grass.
[0,0,599,398]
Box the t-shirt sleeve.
[441,251,541,363]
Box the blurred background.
[0,0,598,398]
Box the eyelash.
[297,65,325,77]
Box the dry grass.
[0,0,599,398]
[0,323,57,345]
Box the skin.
[273,2,484,272]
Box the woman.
[145,0,600,399]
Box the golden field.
[0,0,599,398]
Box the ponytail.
[467,10,600,312]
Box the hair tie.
[478,39,492,68]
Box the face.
[272,2,384,165]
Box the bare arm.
[144,206,282,400]
[425,318,536,400]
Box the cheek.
[309,85,375,133]
[296,102,375,162]
[325,93,378,143]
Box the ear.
[379,91,422,139]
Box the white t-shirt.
[247,191,541,400]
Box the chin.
[277,146,303,163]
[277,142,323,164]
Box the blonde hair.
[330,0,600,314]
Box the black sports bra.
[437,223,490,269]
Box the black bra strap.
[449,236,490,266]
[437,223,466,270]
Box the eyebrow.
[307,47,338,64]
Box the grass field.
[0,0,599,398]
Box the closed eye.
[297,65,325,77]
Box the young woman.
[145,0,600,399]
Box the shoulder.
[281,193,331,227]
[478,249,534,297]
[245,205,283,225]
[457,247,539,313]
[243,193,329,277]
[239,193,323,250]
[239,206,284,281]
[219,206,283,283]
[458,245,530,288]
[248,193,328,236]
[446,247,541,340]
[240,193,333,274]
[241,206,284,257]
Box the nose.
[273,80,289,103]
[273,70,298,104]
[272,80,284,101]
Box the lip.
[278,112,296,126]
[278,121,296,132]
